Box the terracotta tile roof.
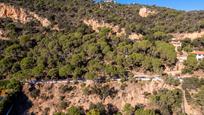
[191,51,204,55]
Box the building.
[104,0,115,2]
[191,51,204,61]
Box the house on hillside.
[104,0,115,2]
[191,51,204,61]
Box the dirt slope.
[22,80,178,114]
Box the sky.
[116,0,204,11]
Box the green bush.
[182,77,204,90]
[150,89,183,115]
[67,106,81,115]
[59,85,74,93]
[59,101,68,109]
[135,109,156,115]
[123,103,134,115]
[30,88,40,99]
[164,76,180,86]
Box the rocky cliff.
[83,19,126,36]
[0,3,51,27]
[83,19,143,40]
[139,7,157,17]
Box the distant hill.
[1,0,204,34]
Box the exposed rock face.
[83,19,143,39]
[139,7,157,17]
[83,19,126,37]
[0,3,32,23]
[0,3,51,27]
[128,33,143,40]
[29,12,51,27]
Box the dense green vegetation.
[54,103,158,115]
[54,103,116,115]
[0,18,45,39]
[122,103,159,115]
[0,26,177,81]
[82,84,118,100]
[181,37,204,52]
[164,75,180,86]
[1,0,189,80]
[183,54,204,73]
[3,0,204,80]
[150,89,183,115]
[182,77,204,90]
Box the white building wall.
[196,54,204,61]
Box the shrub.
[20,57,35,70]
[59,101,68,109]
[150,89,183,114]
[82,87,90,95]
[164,76,180,86]
[182,77,203,90]
[87,109,100,115]
[89,103,106,115]
[67,106,81,115]
[59,85,74,93]
[30,88,40,99]
[135,109,156,115]
[123,103,134,115]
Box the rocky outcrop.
[128,33,143,40]
[83,19,126,36]
[0,3,32,23]
[29,12,51,27]
[139,7,157,17]
[83,19,143,40]
[0,3,51,27]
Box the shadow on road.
[10,91,32,115]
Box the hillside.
[2,0,204,34]
[20,80,181,114]
[0,0,204,115]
